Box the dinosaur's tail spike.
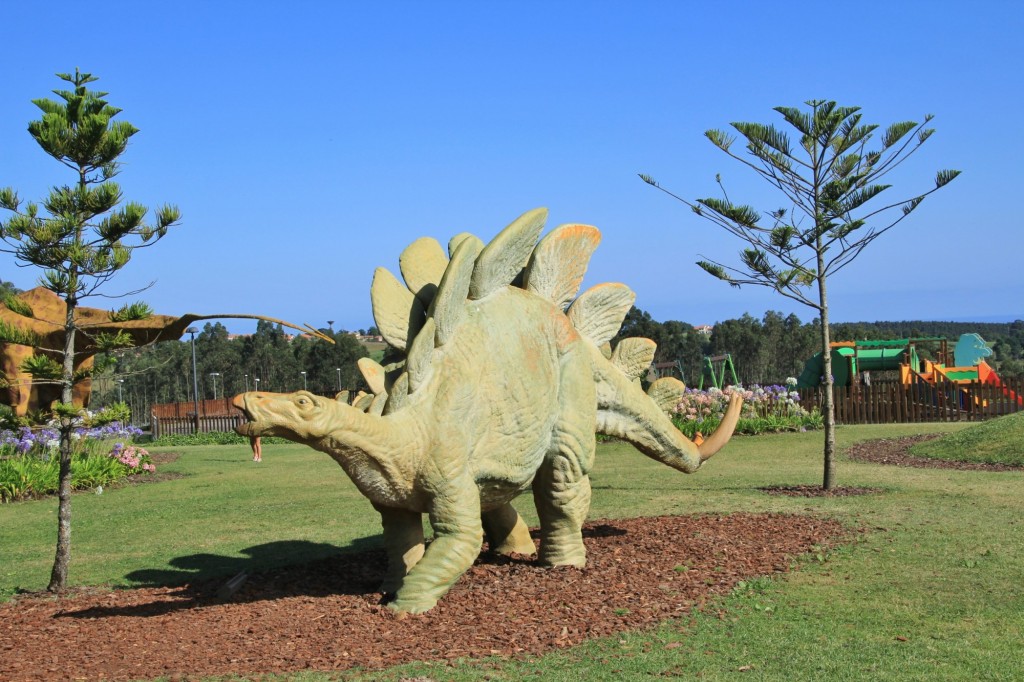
[591,342,739,473]
[697,393,744,461]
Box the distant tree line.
[614,308,1024,388]
[11,267,1023,420]
[90,320,370,420]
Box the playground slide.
[915,360,1024,409]
[977,361,1024,407]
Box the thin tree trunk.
[48,299,77,591]
[817,272,836,491]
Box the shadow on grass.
[126,536,383,588]
[58,523,629,620]
[57,536,386,619]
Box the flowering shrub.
[0,422,154,502]
[0,422,143,460]
[109,443,156,473]
[671,384,821,438]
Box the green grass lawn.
[2,420,1022,680]
[910,411,1024,465]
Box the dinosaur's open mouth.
[232,394,258,436]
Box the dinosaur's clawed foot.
[387,596,438,615]
[537,546,587,568]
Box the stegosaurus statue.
[233,208,743,614]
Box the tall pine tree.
[0,69,181,589]
[642,100,959,490]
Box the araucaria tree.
[641,100,959,490]
[0,70,180,589]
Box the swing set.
[699,353,738,390]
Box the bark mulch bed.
[760,484,883,497]
[0,513,848,681]
[845,434,1024,471]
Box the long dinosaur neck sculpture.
[0,286,334,417]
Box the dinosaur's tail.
[590,344,742,472]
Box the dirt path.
[845,434,1023,471]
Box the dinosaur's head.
[232,391,339,444]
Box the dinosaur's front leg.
[482,502,536,556]
[373,503,425,595]
[388,475,483,614]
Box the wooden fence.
[150,398,245,438]
[798,377,1024,425]
[151,376,1024,434]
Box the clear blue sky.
[3,1,1021,334]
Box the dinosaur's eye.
[297,398,309,406]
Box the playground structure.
[648,354,738,390]
[699,354,738,390]
[796,333,1023,411]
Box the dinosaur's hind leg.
[532,386,596,567]
[482,503,536,556]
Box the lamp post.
[300,371,307,391]
[186,326,200,433]
[335,367,341,391]
[244,373,249,392]
[117,379,124,403]
[210,372,220,400]
[254,377,260,393]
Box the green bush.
[0,449,154,502]
[88,402,132,427]
[72,452,129,488]
[146,431,291,447]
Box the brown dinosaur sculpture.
[0,286,329,416]
[233,208,743,614]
